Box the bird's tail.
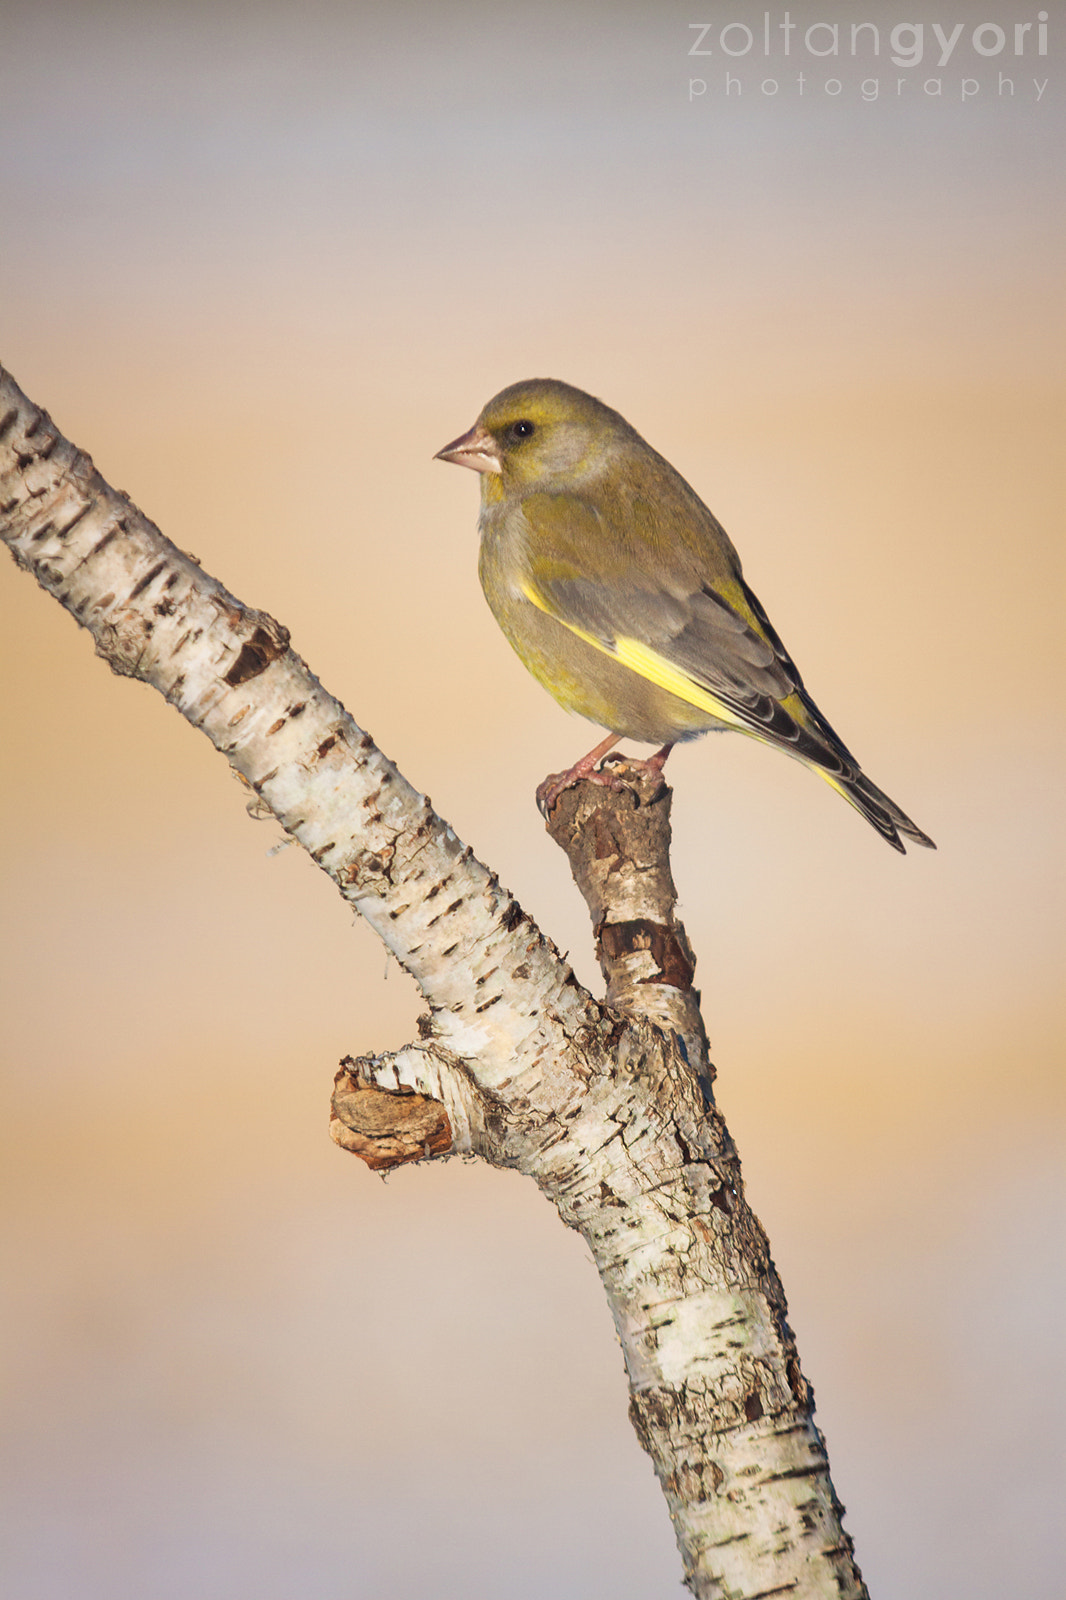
[786,689,936,854]
[817,766,936,855]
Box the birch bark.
[0,365,869,1599]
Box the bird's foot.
[536,760,629,817]
[536,739,674,817]
[636,742,674,777]
[536,733,622,816]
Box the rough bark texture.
[1,364,869,1599]
[548,767,705,1041]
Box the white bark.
[1,364,869,1599]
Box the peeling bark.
[1,364,869,1599]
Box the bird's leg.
[536,733,623,816]
[640,742,674,775]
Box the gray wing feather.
[542,576,799,706]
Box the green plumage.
[437,378,934,854]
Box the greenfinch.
[436,378,934,853]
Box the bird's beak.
[434,422,502,475]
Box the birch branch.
[0,364,869,1600]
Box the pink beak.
[434,422,502,475]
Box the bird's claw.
[536,762,629,818]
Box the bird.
[435,378,934,854]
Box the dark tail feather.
[819,766,936,854]
[741,677,935,854]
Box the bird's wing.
[512,489,934,852]
[519,489,857,768]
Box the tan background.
[1,2,1062,1596]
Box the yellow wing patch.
[613,637,750,729]
[520,582,750,731]
[520,580,602,649]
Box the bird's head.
[435,378,630,496]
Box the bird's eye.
[510,420,535,440]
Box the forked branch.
[1,364,868,1599]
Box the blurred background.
[1,2,1062,1596]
